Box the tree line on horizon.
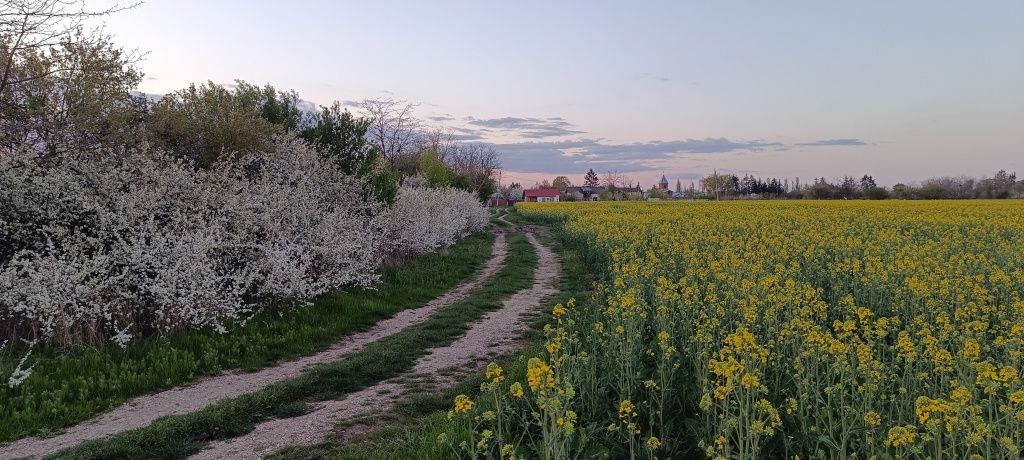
[512,168,1023,201]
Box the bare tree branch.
[358,97,422,167]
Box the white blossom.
[7,348,34,388]
[384,186,490,255]
[0,137,386,346]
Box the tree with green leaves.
[552,175,572,189]
[146,81,282,168]
[418,150,455,187]
[301,101,396,203]
[584,168,599,187]
[2,27,144,156]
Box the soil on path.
[191,231,560,459]
[0,233,509,460]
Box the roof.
[565,186,605,193]
[660,175,669,184]
[524,188,561,198]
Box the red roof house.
[523,188,561,202]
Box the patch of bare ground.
[0,233,508,460]
[191,232,560,459]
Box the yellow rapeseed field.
[449,200,1024,459]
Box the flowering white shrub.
[0,137,385,346]
[385,185,490,255]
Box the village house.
[488,197,511,207]
[523,188,561,202]
[563,186,604,201]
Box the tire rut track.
[191,231,559,459]
[1,233,509,460]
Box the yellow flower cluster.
[453,394,474,413]
[517,200,1024,458]
[526,358,556,392]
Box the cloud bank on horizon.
[429,114,867,176]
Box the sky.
[97,0,1023,188]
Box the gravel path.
[191,231,560,459]
[0,233,508,460]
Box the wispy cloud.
[490,138,787,173]
[797,138,866,146]
[490,136,867,174]
[465,116,585,138]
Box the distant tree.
[584,168,600,187]
[978,169,1016,199]
[859,175,877,192]
[423,126,457,163]
[601,170,627,191]
[804,178,837,199]
[917,182,951,199]
[675,179,683,193]
[839,176,858,199]
[864,186,890,200]
[502,184,524,201]
[891,183,911,199]
[552,175,572,189]
[360,97,422,167]
[647,185,663,199]
[700,173,735,198]
[301,101,396,203]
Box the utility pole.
[714,169,720,201]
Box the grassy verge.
[0,232,494,444]
[269,224,596,460]
[49,231,537,460]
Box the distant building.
[524,188,561,202]
[564,186,604,201]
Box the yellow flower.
[509,382,525,398]
[453,394,474,413]
[526,358,555,392]
[618,399,637,420]
[645,436,662,449]
[885,425,918,448]
[863,411,881,426]
[485,362,504,384]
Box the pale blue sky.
[100,1,1023,187]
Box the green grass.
[269,225,597,460]
[0,232,494,444]
[48,231,538,460]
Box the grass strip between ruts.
[48,231,537,460]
